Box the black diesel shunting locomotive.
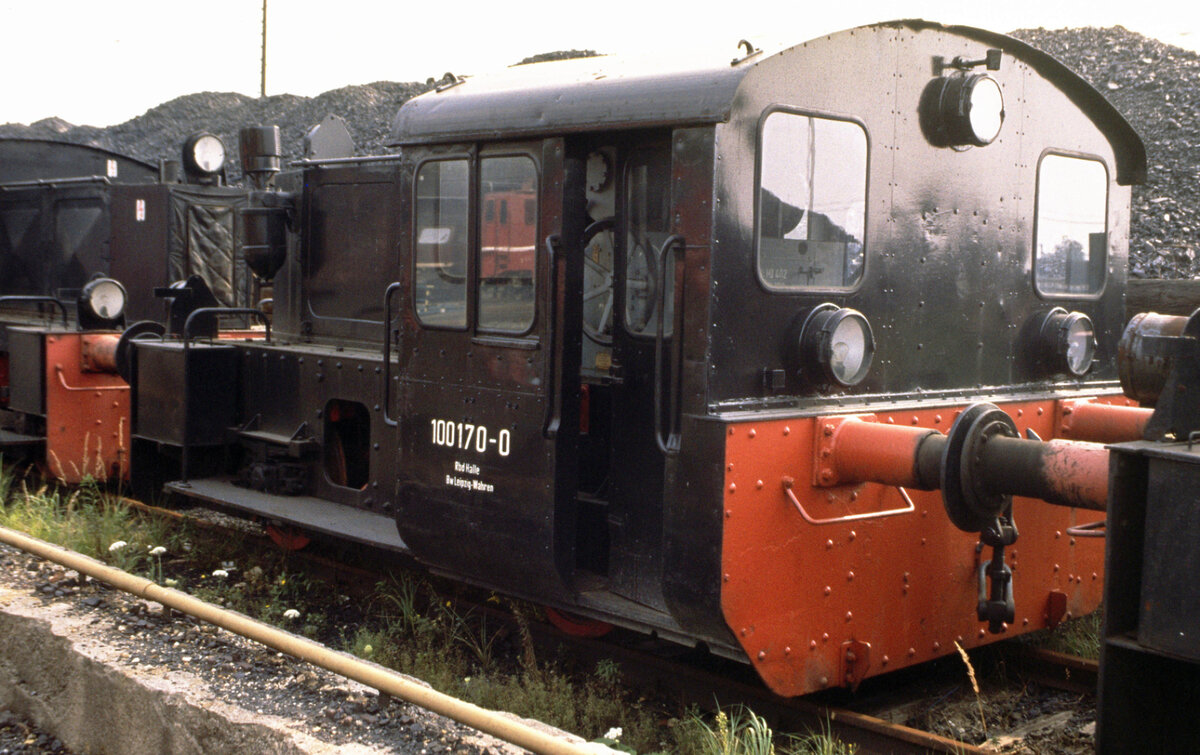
[0,134,264,480]
[129,20,1151,700]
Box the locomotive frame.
[128,19,1150,697]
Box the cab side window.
[414,159,469,328]
[1035,154,1108,296]
[478,156,537,332]
[757,112,867,291]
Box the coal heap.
[1011,27,1200,278]
[1,31,1196,277]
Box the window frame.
[411,148,542,337]
[753,106,871,296]
[412,154,473,332]
[1032,149,1110,301]
[475,150,540,337]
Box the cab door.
[392,139,581,601]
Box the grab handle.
[653,234,685,455]
[781,476,916,525]
[382,282,403,427]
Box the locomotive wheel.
[266,524,311,551]
[941,402,1017,533]
[115,320,166,383]
[581,217,615,345]
[544,607,614,638]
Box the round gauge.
[586,151,612,193]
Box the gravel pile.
[1011,27,1200,278]
[0,30,1196,277]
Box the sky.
[1,0,1198,127]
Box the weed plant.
[0,463,857,754]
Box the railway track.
[111,496,1099,753]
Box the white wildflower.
[283,608,301,620]
[604,727,622,742]
[108,540,128,552]
[164,578,179,588]
[148,546,167,556]
[212,569,229,578]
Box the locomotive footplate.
[163,477,408,552]
[0,428,44,448]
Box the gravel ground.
[1,27,1196,277]
[0,543,541,755]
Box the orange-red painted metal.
[80,333,120,373]
[720,400,1106,697]
[1055,397,1151,444]
[43,333,129,483]
[816,415,935,488]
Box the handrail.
[653,234,685,454]
[781,476,916,525]
[382,282,403,427]
[543,235,563,438]
[182,307,271,346]
[0,295,69,327]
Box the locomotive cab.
[129,20,1148,697]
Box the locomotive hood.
[388,19,1145,183]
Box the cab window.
[414,159,469,328]
[478,156,537,332]
[1035,154,1108,295]
[757,112,867,291]
[623,149,672,336]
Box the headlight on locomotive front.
[182,132,227,179]
[923,73,1005,147]
[1037,307,1096,377]
[795,303,876,387]
[79,277,128,323]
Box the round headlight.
[183,132,226,176]
[1038,307,1095,377]
[923,73,1005,147]
[80,278,127,321]
[966,76,1004,145]
[798,304,876,387]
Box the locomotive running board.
[0,428,44,448]
[162,478,408,553]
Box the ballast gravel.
[0,543,573,755]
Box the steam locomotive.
[125,19,1154,697]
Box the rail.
[0,295,69,327]
[0,525,617,755]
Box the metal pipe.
[827,418,940,489]
[976,436,1109,511]
[0,525,613,755]
[1057,398,1151,443]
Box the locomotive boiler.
[128,20,1151,696]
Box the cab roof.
[388,19,1145,184]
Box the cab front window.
[757,111,867,291]
[1035,154,1108,296]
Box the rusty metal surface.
[721,400,1106,698]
